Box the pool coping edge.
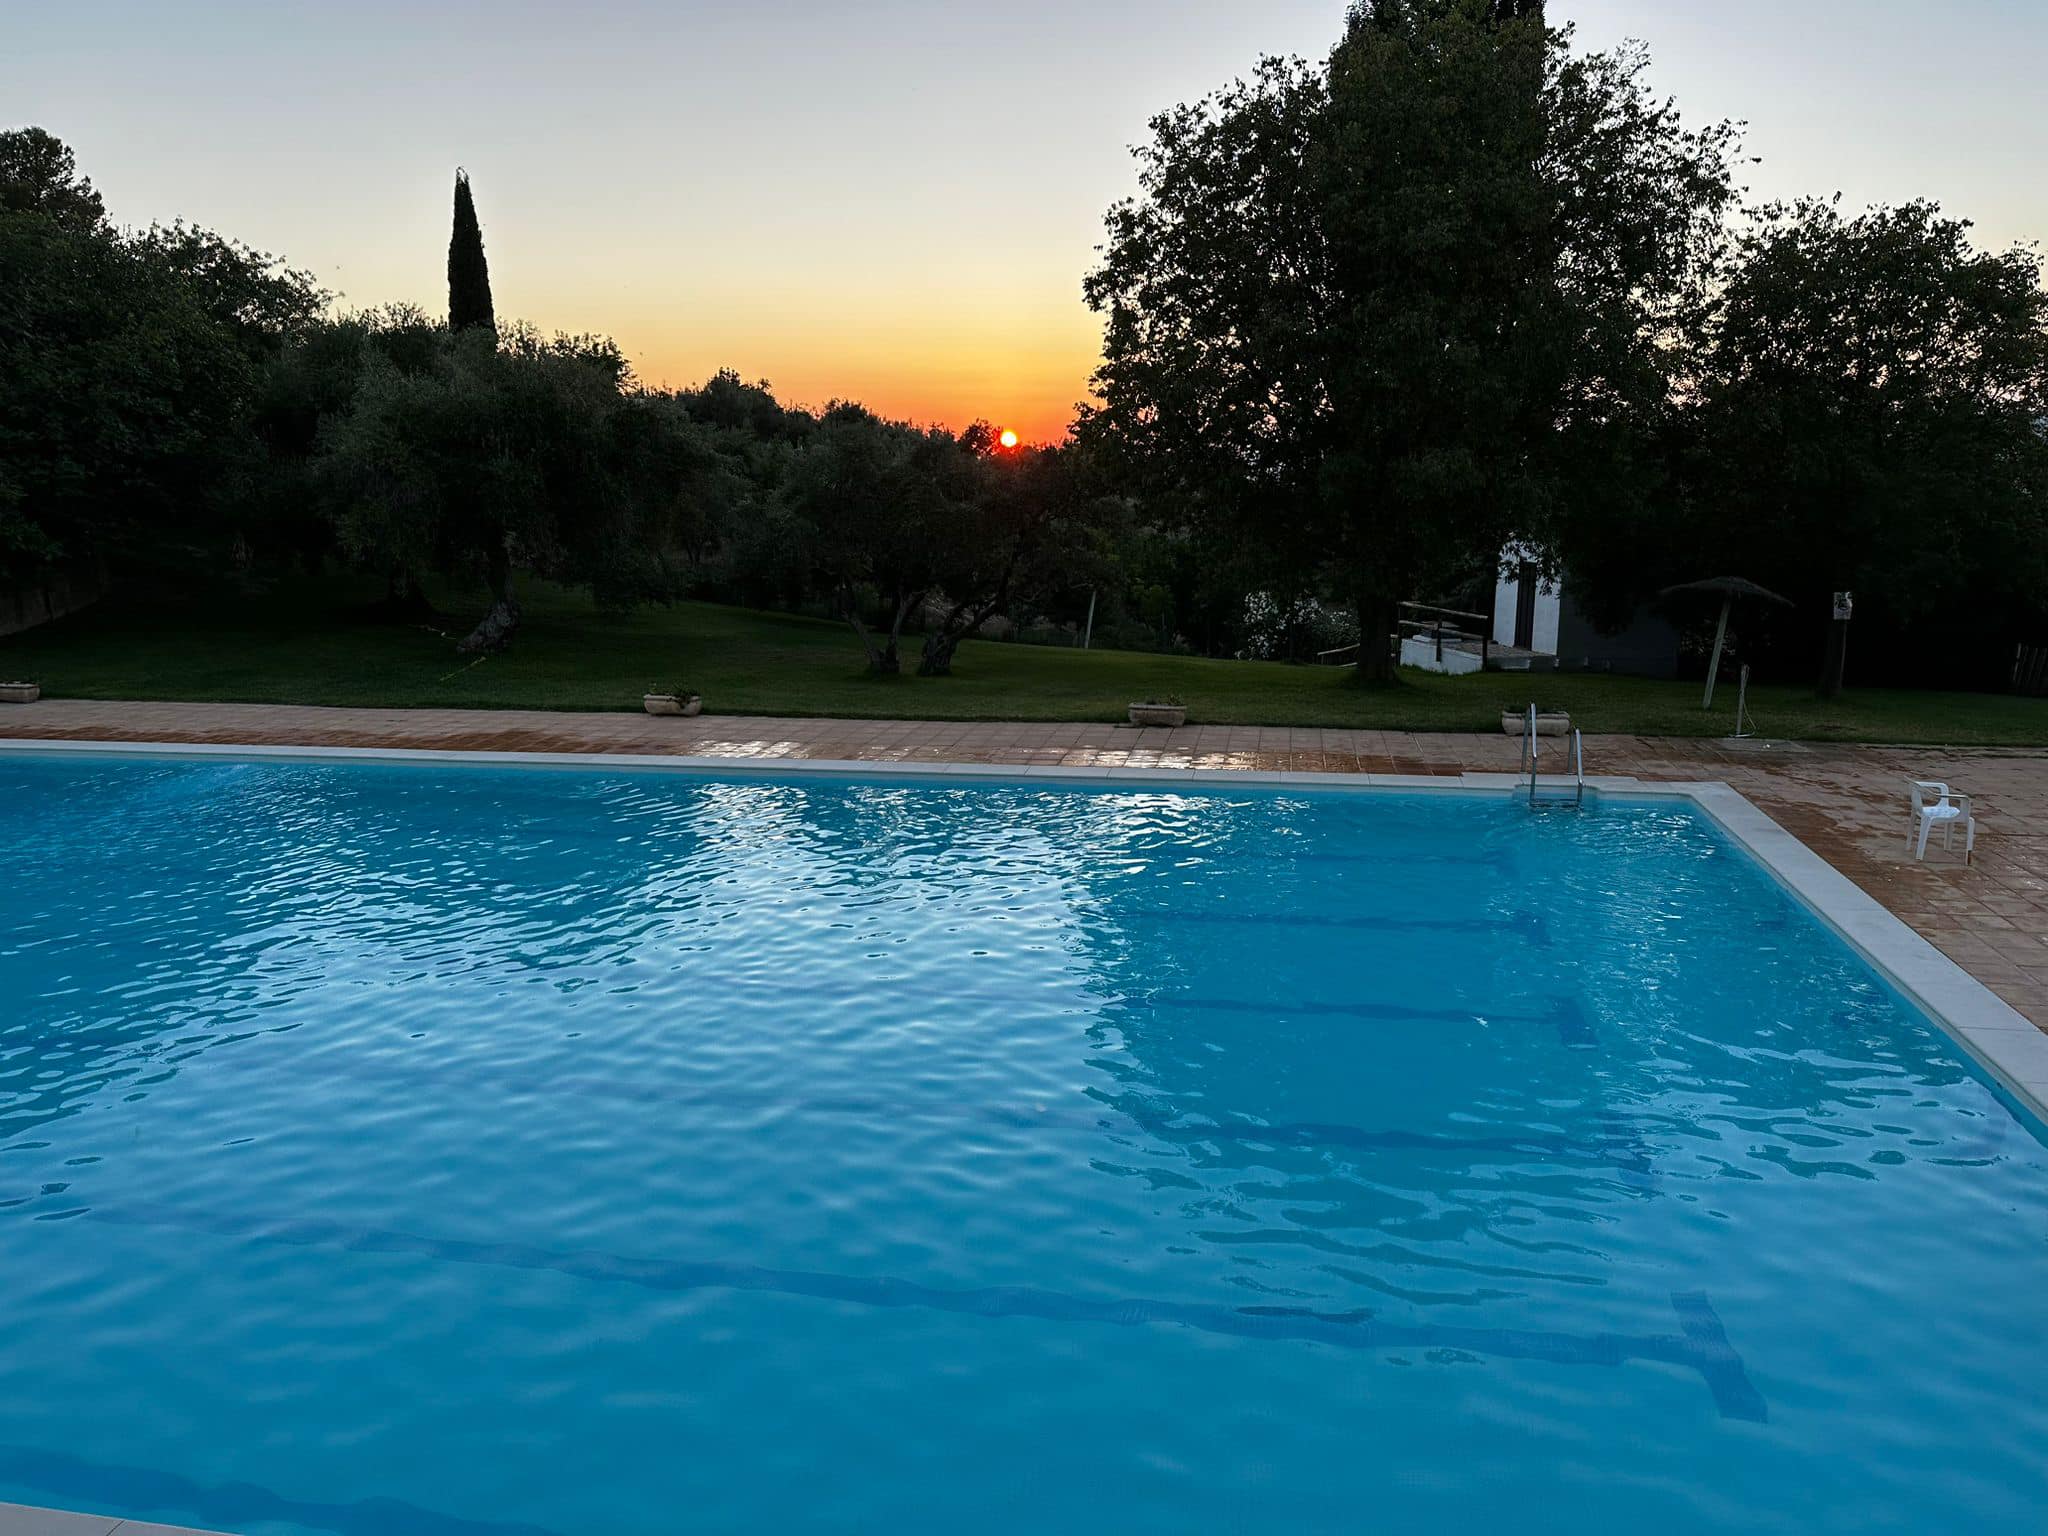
[1674,780,2048,1120]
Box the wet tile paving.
[6,698,2045,1033]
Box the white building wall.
[1492,575,1516,647]
[1493,550,1562,654]
[1532,584,1561,654]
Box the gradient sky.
[7,1,2045,441]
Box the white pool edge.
[0,736,2045,1536]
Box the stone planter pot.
[1128,703,1187,728]
[0,682,41,704]
[643,694,703,718]
[1502,710,1570,737]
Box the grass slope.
[5,577,2045,745]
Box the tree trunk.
[846,611,899,673]
[919,631,961,676]
[919,591,1007,676]
[1818,611,1850,700]
[885,589,917,669]
[370,564,436,623]
[1354,588,1399,684]
[457,537,520,653]
[919,557,1020,677]
[917,598,980,676]
[844,587,919,674]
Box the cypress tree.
[447,168,496,338]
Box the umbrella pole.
[1702,596,1731,710]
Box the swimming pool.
[1,749,2043,1535]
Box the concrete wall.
[0,569,107,638]
[1400,633,1485,675]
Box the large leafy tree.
[0,213,247,578]
[0,125,105,232]
[0,129,320,583]
[135,222,328,564]
[135,222,326,360]
[1082,1,1734,679]
[1683,200,2048,686]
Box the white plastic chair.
[1907,781,1975,863]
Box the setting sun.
[998,428,1019,448]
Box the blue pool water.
[1,752,2044,1535]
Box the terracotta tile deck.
[7,698,2046,1033]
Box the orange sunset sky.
[7,1,2045,444]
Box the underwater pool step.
[92,1202,1765,1423]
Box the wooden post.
[1702,596,1732,710]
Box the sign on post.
[1821,591,1853,698]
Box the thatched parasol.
[1658,577,1793,709]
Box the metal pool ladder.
[1519,703,1586,808]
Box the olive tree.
[319,326,651,651]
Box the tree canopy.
[1687,201,2048,685]
[1083,0,1738,679]
[6,26,2047,701]
[0,129,321,581]
[0,127,1113,667]
[0,125,105,232]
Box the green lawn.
[5,576,2046,745]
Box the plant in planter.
[0,681,41,704]
[642,684,703,718]
[1128,694,1187,728]
[1501,708,1571,737]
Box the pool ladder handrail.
[1520,704,1585,808]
